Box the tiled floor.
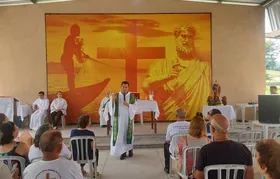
[82,149,262,179]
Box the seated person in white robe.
[29,91,49,131]
[98,91,110,128]
[50,91,67,129]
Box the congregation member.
[0,113,8,125]
[98,91,110,127]
[256,139,280,179]
[29,91,49,131]
[164,108,190,174]
[193,114,253,179]
[23,130,83,179]
[0,162,19,179]
[50,91,68,129]
[28,124,71,162]
[0,113,33,147]
[109,81,137,160]
[176,116,211,173]
[206,109,222,134]
[0,122,30,177]
[70,115,99,176]
[270,86,278,94]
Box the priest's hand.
[123,101,129,107]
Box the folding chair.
[177,146,202,179]
[204,164,247,179]
[237,130,263,144]
[169,134,188,178]
[70,136,98,179]
[0,156,26,177]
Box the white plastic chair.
[177,146,202,179]
[204,164,247,179]
[0,156,26,177]
[270,129,280,140]
[237,130,263,144]
[70,136,97,179]
[169,134,188,178]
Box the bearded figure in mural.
[142,25,210,119]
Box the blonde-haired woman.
[176,116,211,175]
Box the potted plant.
[221,96,227,105]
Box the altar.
[202,105,236,120]
[104,99,160,134]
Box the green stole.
[112,93,136,146]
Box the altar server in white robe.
[29,91,49,130]
[109,81,137,160]
[98,91,111,127]
[50,91,67,129]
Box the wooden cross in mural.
[97,20,166,92]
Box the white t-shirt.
[0,162,12,179]
[166,121,190,153]
[23,158,83,179]
[28,143,71,162]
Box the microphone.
[123,92,126,101]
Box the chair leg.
[94,162,97,178]
[89,161,93,179]
[169,156,172,177]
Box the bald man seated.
[164,108,190,174]
[23,130,83,179]
[193,114,254,179]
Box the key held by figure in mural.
[143,25,211,119]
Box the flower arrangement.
[221,96,227,105]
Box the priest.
[29,91,49,130]
[108,81,137,160]
[98,91,111,127]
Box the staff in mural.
[143,25,210,119]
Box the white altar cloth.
[104,99,160,121]
[202,105,236,120]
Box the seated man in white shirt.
[29,91,50,131]
[23,130,83,179]
[164,108,190,174]
[28,124,71,162]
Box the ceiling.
[0,0,72,6]
[0,0,273,6]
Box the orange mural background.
[46,13,212,123]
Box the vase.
[222,101,227,105]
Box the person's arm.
[50,100,56,112]
[193,148,206,179]
[165,126,171,143]
[62,99,67,111]
[244,166,254,179]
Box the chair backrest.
[270,130,280,140]
[70,136,96,164]
[244,143,256,158]
[170,133,188,156]
[238,130,263,144]
[181,145,202,176]
[0,156,26,177]
[204,164,247,179]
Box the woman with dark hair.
[0,122,30,176]
[70,115,99,176]
[50,91,68,129]
[28,124,71,162]
[256,139,280,179]
[0,113,8,126]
